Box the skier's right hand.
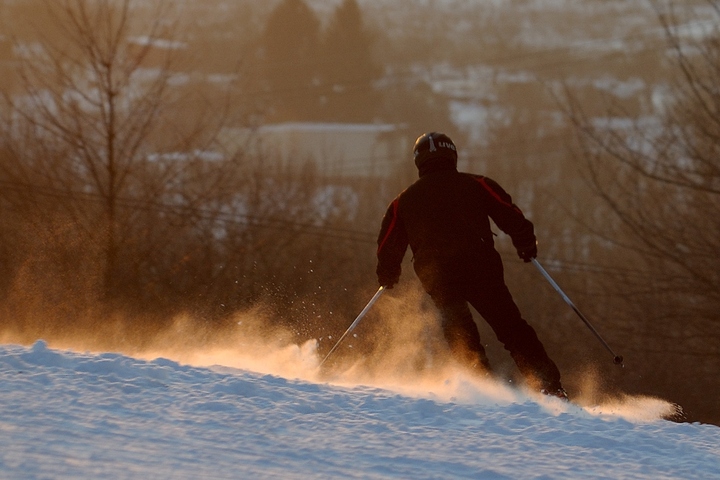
[378,274,399,289]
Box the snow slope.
[1,340,718,479]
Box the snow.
[1,339,719,479]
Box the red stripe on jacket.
[475,177,522,214]
[377,198,400,255]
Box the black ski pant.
[426,259,562,391]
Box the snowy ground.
[1,340,719,479]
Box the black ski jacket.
[376,164,536,293]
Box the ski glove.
[517,242,537,263]
[378,274,399,289]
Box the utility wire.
[0,179,378,243]
[0,178,663,279]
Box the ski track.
[0,341,718,479]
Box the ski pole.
[318,286,385,368]
[531,258,624,366]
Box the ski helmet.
[413,132,457,170]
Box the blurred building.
[218,123,411,178]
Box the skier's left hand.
[517,242,537,263]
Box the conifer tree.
[321,0,380,122]
[259,0,322,120]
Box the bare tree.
[1,0,180,299]
[566,1,720,422]
[0,0,250,304]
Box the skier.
[376,132,567,399]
